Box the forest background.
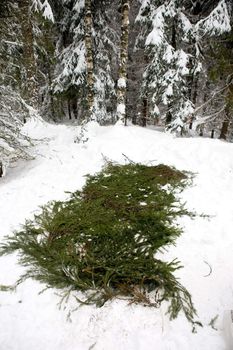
[0,0,232,171]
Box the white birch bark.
[116,0,130,125]
[84,0,95,121]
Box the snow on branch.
[31,0,54,22]
[196,0,231,37]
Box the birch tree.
[116,0,130,125]
[85,0,95,120]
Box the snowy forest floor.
[1,118,233,350]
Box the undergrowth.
[0,162,200,327]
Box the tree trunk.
[18,0,37,107]
[141,98,147,127]
[166,104,172,125]
[68,100,72,120]
[84,0,95,121]
[220,88,232,140]
[219,119,229,140]
[73,98,78,120]
[0,161,3,177]
[45,56,56,121]
[116,0,130,125]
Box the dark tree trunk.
[166,105,172,124]
[219,120,229,140]
[47,64,56,121]
[189,118,193,129]
[0,161,3,177]
[72,99,78,120]
[141,98,147,127]
[171,16,177,50]
[68,100,72,120]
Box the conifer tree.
[0,0,54,173]
[201,30,233,140]
[52,0,117,124]
[136,0,232,135]
[190,0,232,137]
[92,0,118,123]
[136,0,198,133]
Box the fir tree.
[136,0,198,133]
[52,0,87,121]
[136,0,232,135]
[92,0,118,124]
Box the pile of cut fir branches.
[0,162,199,326]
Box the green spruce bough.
[0,163,199,326]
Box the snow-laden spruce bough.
[0,162,202,330]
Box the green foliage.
[0,163,198,325]
[208,31,233,110]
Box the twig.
[122,153,136,164]
[203,260,212,277]
[193,84,230,115]
[195,106,226,124]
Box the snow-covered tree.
[52,0,86,120]
[0,2,29,173]
[191,0,233,138]
[0,87,32,175]
[92,0,118,124]
[136,0,232,134]
[52,0,117,124]
[0,0,54,174]
[136,0,198,133]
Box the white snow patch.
[117,78,126,89]
[117,103,126,115]
[1,120,233,349]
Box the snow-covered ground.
[1,119,233,350]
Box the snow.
[176,50,189,75]
[179,12,193,37]
[1,119,233,349]
[118,78,126,89]
[42,0,54,22]
[163,45,174,64]
[117,103,126,115]
[196,0,231,36]
[32,0,54,22]
[74,0,85,15]
[145,5,165,46]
